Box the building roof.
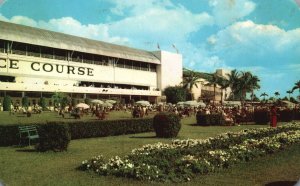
[0,21,160,64]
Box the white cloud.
[209,20,300,54]
[0,15,129,44]
[209,0,256,27]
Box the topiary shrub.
[22,96,29,108]
[153,112,181,138]
[39,97,48,111]
[3,95,11,111]
[36,123,71,152]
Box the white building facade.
[0,21,182,105]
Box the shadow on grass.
[265,181,297,186]
[129,135,156,139]
[16,149,36,152]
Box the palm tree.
[237,71,260,103]
[226,69,240,100]
[260,92,269,101]
[286,90,293,100]
[217,77,230,105]
[292,80,300,100]
[274,92,280,100]
[205,73,221,104]
[182,70,202,100]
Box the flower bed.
[80,123,300,182]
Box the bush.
[0,125,19,146]
[22,96,29,108]
[0,118,153,146]
[68,118,153,139]
[253,110,269,124]
[153,112,181,138]
[278,109,294,122]
[3,95,11,111]
[196,113,225,126]
[84,98,91,105]
[36,123,71,152]
[39,97,47,111]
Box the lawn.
[0,115,299,186]
[0,110,154,125]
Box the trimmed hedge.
[196,113,225,126]
[36,123,71,152]
[0,118,153,146]
[68,118,153,139]
[278,109,294,122]
[153,112,181,138]
[253,110,269,124]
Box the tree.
[3,95,12,111]
[22,96,29,108]
[164,86,186,104]
[217,77,230,105]
[286,90,293,100]
[205,74,221,104]
[274,92,280,100]
[52,92,70,109]
[292,80,300,100]
[182,70,202,100]
[39,97,47,111]
[226,69,240,100]
[236,71,260,103]
[260,92,269,101]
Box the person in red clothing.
[270,105,277,127]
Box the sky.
[0,0,299,99]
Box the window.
[150,64,156,72]
[132,61,140,70]
[124,60,132,69]
[54,48,66,60]
[83,53,94,64]
[12,42,27,55]
[116,60,124,68]
[27,44,40,57]
[141,63,148,71]
[41,46,54,59]
[0,40,6,53]
[72,51,82,62]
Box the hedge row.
[0,118,153,147]
[196,114,225,126]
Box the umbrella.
[183,101,200,107]
[198,102,206,107]
[91,99,104,104]
[75,103,90,109]
[136,100,150,106]
[105,99,117,104]
[101,102,113,108]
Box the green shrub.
[0,125,19,146]
[36,123,71,152]
[153,112,181,138]
[196,113,225,126]
[22,96,29,108]
[278,109,294,122]
[3,95,11,111]
[253,110,269,124]
[71,98,77,107]
[68,118,153,139]
[0,118,153,146]
[39,97,47,111]
[84,98,91,105]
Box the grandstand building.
[0,21,182,107]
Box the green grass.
[0,115,299,185]
[0,111,154,125]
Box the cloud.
[208,20,300,67]
[0,14,129,44]
[209,0,256,27]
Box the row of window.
[0,39,157,72]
